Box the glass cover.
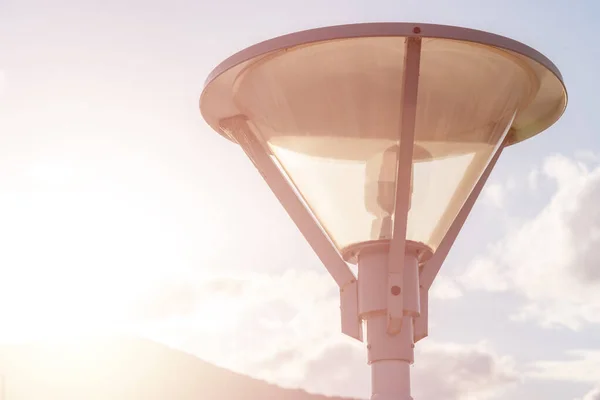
[231,37,538,254]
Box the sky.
[0,0,599,399]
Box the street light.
[199,23,567,400]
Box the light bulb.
[365,144,431,241]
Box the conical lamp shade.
[201,27,566,260]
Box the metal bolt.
[413,26,421,34]
[391,286,401,296]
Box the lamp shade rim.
[200,22,567,147]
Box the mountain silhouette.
[0,337,358,400]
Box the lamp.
[200,23,567,400]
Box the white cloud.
[133,265,518,399]
[575,150,600,164]
[581,386,600,400]
[529,351,600,400]
[482,178,517,208]
[136,269,349,389]
[542,154,589,188]
[247,336,519,400]
[528,349,600,384]
[528,167,540,190]
[460,154,600,329]
[430,275,463,299]
[459,257,509,292]
[298,340,369,398]
[506,177,517,192]
[413,341,519,400]
[483,182,507,208]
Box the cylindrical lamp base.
[358,249,420,400]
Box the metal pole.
[359,249,418,400]
[372,360,411,400]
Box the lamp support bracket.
[419,135,508,291]
[219,115,361,341]
[386,36,422,335]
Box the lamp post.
[199,23,567,400]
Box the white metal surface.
[403,253,420,317]
[358,250,388,318]
[340,279,363,340]
[386,36,422,335]
[359,249,419,399]
[371,361,413,400]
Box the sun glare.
[0,152,225,344]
